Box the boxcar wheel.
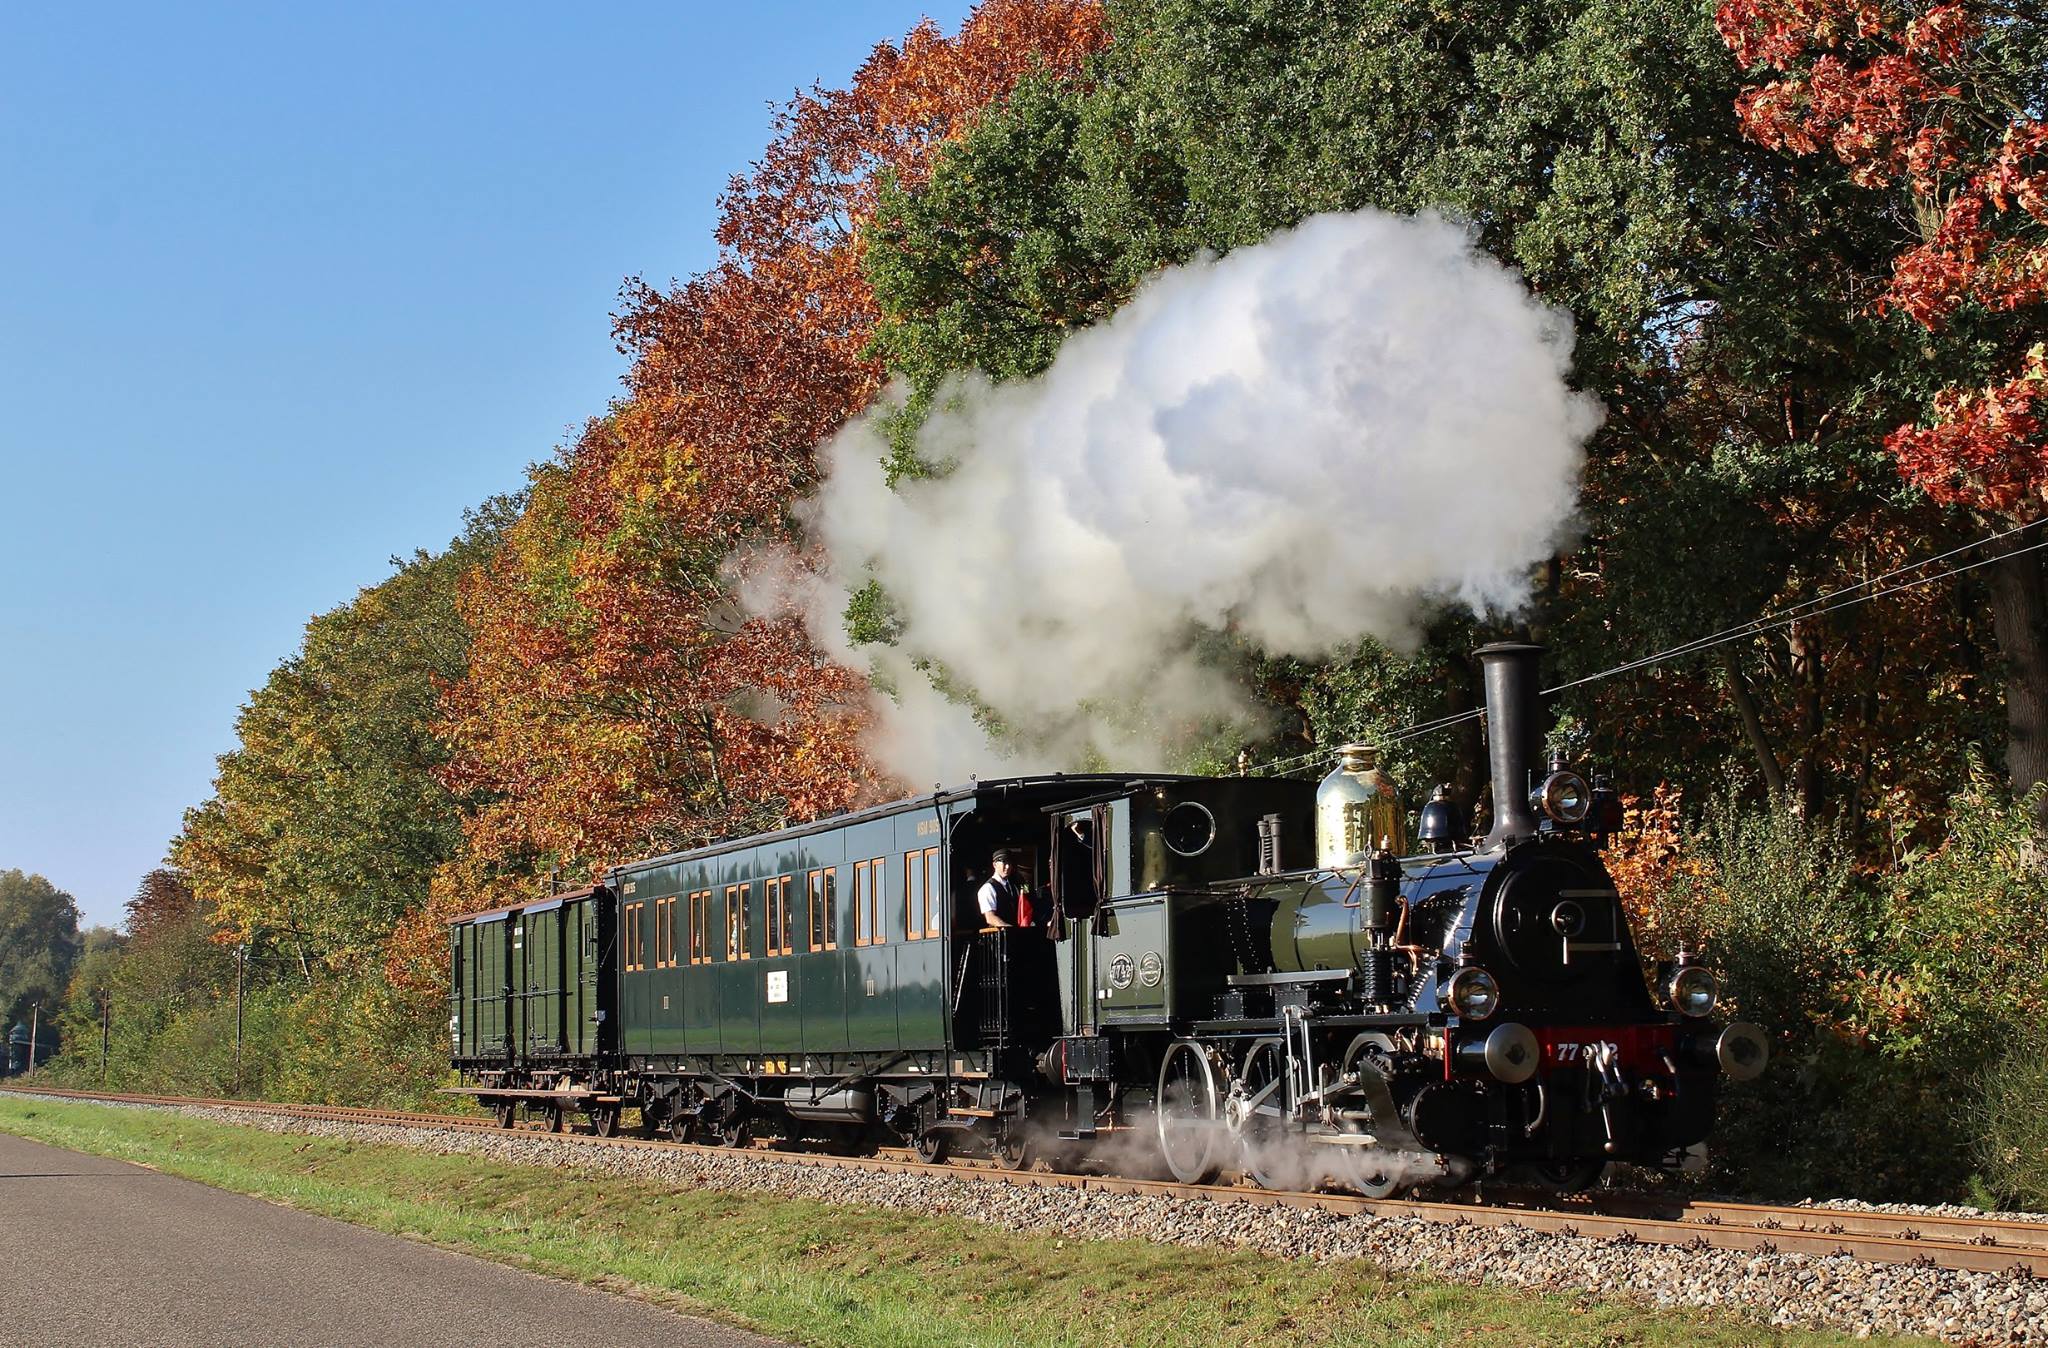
[591,1106,620,1138]
[492,1100,516,1130]
[546,1103,566,1133]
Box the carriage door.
[508,918,528,1062]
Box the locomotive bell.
[1417,784,1467,852]
[1315,743,1405,867]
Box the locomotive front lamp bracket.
[1531,770,1592,825]
[1446,966,1501,1020]
[1667,965,1720,1017]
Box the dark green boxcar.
[450,885,613,1072]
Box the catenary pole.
[234,944,246,1094]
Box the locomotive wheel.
[591,1105,620,1138]
[1512,1159,1606,1194]
[912,1127,949,1164]
[1155,1040,1224,1185]
[1324,1146,1404,1199]
[1235,1039,1305,1191]
[492,1100,516,1130]
[1328,1034,1403,1199]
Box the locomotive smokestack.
[1477,642,1544,847]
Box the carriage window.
[808,868,837,951]
[854,857,886,946]
[623,901,644,972]
[688,890,711,965]
[725,883,750,961]
[654,896,675,968]
[903,846,941,939]
[764,877,793,956]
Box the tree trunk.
[1722,645,1789,800]
[1787,621,1824,819]
[1983,540,2048,821]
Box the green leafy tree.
[862,0,1988,836]
[0,870,83,1028]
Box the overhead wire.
[1245,517,2048,776]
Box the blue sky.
[0,2,973,928]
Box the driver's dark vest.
[983,877,1021,925]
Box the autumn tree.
[175,501,513,975]
[1718,0,2048,809]
[424,1,1109,953]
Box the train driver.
[976,849,1033,930]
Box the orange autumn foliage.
[1716,0,2048,519]
[1602,783,1712,958]
[399,3,1108,984]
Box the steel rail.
[8,1085,2043,1279]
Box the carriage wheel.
[591,1105,620,1138]
[1155,1040,1223,1185]
[545,1103,566,1133]
[706,1105,750,1149]
[492,1100,516,1130]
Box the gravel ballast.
[86,1103,2048,1345]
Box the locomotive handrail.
[1225,969,1351,987]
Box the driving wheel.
[1234,1038,1306,1191]
[1155,1039,1223,1184]
[1326,1034,1404,1198]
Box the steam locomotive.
[449,642,1766,1193]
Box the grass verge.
[0,1096,1923,1347]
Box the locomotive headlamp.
[1531,770,1592,824]
[1447,966,1501,1020]
[1668,965,1719,1018]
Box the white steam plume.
[741,210,1601,785]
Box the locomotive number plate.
[1535,1024,1673,1074]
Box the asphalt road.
[0,1131,782,1347]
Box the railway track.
[8,1084,2044,1280]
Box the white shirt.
[976,877,1011,916]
